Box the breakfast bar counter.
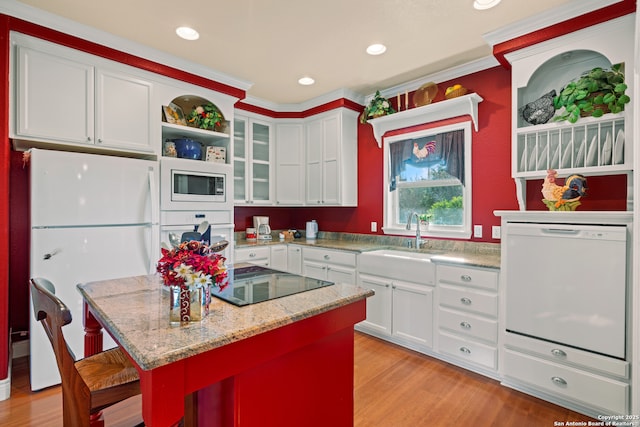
[77,270,373,427]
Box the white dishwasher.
[505,223,627,359]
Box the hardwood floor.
[1,332,591,426]
[353,332,591,427]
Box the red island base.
[84,299,367,427]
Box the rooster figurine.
[542,169,588,210]
[413,140,436,160]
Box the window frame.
[382,121,472,239]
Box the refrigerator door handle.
[148,168,159,224]
[148,168,160,274]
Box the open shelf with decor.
[161,95,230,164]
[505,15,635,210]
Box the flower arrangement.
[188,103,225,131]
[156,240,228,291]
[360,90,396,123]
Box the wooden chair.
[30,277,142,427]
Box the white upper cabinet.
[95,69,152,152]
[234,114,274,205]
[275,122,305,205]
[505,15,635,209]
[305,108,358,206]
[11,33,153,156]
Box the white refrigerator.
[29,148,159,390]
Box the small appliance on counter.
[246,227,257,241]
[306,220,318,239]
[253,216,272,240]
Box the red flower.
[156,241,227,288]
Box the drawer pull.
[249,253,256,258]
[461,275,472,282]
[551,349,567,358]
[460,321,471,329]
[459,346,471,354]
[324,254,330,260]
[460,297,472,305]
[551,376,567,386]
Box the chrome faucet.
[406,211,422,249]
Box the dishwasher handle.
[540,228,581,235]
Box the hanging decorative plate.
[413,82,438,107]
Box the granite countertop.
[235,233,501,269]
[77,273,374,371]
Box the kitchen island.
[77,268,373,427]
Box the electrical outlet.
[371,221,377,232]
[492,226,501,239]
[474,225,483,238]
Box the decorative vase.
[169,283,211,324]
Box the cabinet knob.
[551,349,567,358]
[459,347,471,354]
[87,137,92,142]
[324,254,330,260]
[460,297,472,305]
[460,321,471,329]
[551,376,567,386]
[461,275,472,282]
[249,253,256,258]
[385,284,390,288]
[97,138,103,143]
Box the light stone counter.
[235,231,501,269]
[77,273,374,371]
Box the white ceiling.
[12,0,592,105]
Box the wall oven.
[160,157,232,212]
[160,211,234,265]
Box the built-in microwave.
[160,157,233,211]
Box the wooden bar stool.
[30,277,143,427]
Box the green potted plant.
[553,63,630,123]
[360,91,396,124]
[188,103,226,131]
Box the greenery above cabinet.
[367,93,483,148]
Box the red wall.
[2,4,634,374]
[235,65,520,239]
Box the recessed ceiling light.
[176,26,200,41]
[473,0,501,10]
[366,44,387,56]
[298,76,315,86]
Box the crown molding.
[365,56,499,104]
[482,0,622,48]
[0,0,252,92]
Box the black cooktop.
[211,265,335,306]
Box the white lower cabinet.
[436,264,499,373]
[302,247,356,284]
[269,244,287,271]
[358,274,434,351]
[286,244,303,275]
[356,253,435,353]
[392,281,433,348]
[234,246,270,266]
[502,332,630,417]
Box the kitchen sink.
[361,249,434,261]
[359,249,435,285]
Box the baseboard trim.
[12,340,29,359]
[0,359,11,401]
